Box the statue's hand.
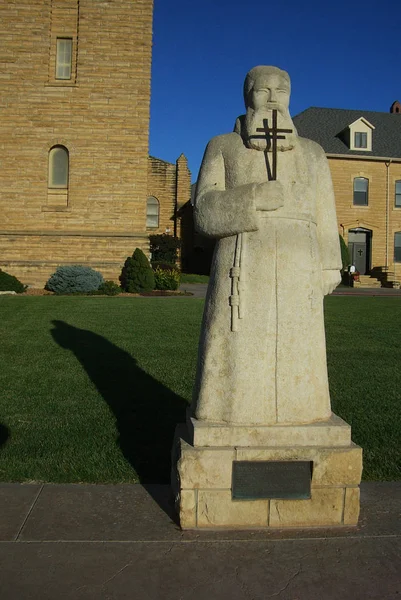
[255,181,284,211]
[322,270,341,295]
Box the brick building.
[294,104,401,286]
[0,0,191,287]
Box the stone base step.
[172,419,362,529]
[354,282,382,288]
[354,275,382,288]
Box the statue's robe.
[191,131,342,426]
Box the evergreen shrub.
[97,281,121,296]
[119,248,155,293]
[149,234,180,264]
[154,266,180,291]
[0,269,25,293]
[45,266,104,294]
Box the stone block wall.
[0,0,154,287]
[147,155,191,237]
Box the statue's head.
[240,65,295,151]
[243,66,291,112]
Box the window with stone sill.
[395,181,401,207]
[56,38,73,80]
[146,196,159,228]
[353,177,369,206]
[48,146,69,188]
[394,232,401,262]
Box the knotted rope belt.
[229,232,246,332]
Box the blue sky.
[149,0,401,181]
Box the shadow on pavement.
[50,320,187,506]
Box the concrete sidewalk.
[179,283,401,299]
[1,481,400,599]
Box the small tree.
[149,234,180,265]
[119,248,155,293]
[339,234,350,273]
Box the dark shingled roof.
[293,107,401,158]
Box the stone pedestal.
[172,414,362,529]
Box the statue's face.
[249,73,290,113]
[243,71,295,152]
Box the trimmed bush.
[119,248,155,293]
[149,234,180,264]
[45,266,104,294]
[97,281,121,296]
[0,269,25,293]
[154,266,180,291]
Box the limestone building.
[294,103,401,285]
[0,0,190,287]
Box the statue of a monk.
[191,66,342,426]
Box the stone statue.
[191,65,342,426]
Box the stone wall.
[0,0,154,287]
[329,157,401,280]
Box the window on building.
[48,146,69,188]
[395,232,401,262]
[353,177,369,206]
[56,38,73,80]
[395,180,401,207]
[146,197,159,228]
[354,132,367,148]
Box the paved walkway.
[179,283,401,299]
[179,282,208,297]
[1,481,400,599]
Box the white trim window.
[56,38,72,80]
[146,197,160,228]
[353,177,369,206]
[395,180,401,208]
[49,146,69,188]
[354,132,367,148]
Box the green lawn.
[0,296,400,483]
[180,273,210,284]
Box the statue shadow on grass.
[0,423,10,449]
[51,320,188,521]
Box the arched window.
[395,180,401,207]
[48,146,69,188]
[146,196,159,228]
[395,233,401,262]
[353,177,368,206]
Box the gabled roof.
[347,116,375,130]
[293,107,401,158]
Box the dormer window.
[354,132,367,149]
[342,117,375,152]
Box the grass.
[180,273,210,284]
[0,295,400,483]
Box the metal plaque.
[232,460,312,500]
